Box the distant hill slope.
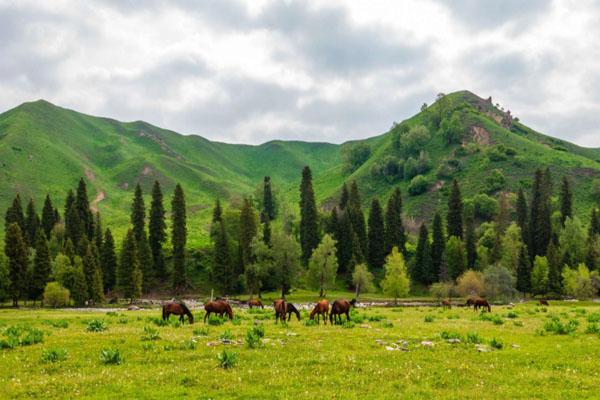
[1,91,599,245]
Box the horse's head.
[226,304,234,319]
[349,298,357,307]
[188,313,194,324]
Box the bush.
[43,319,69,329]
[483,265,517,302]
[400,125,430,156]
[100,348,122,365]
[408,175,429,196]
[86,320,107,332]
[456,270,485,297]
[342,321,355,329]
[193,327,209,337]
[473,194,498,221]
[141,326,160,341]
[485,169,505,194]
[342,142,371,174]
[440,331,463,340]
[208,315,224,326]
[424,315,435,323]
[219,329,233,341]
[217,349,238,369]
[43,282,70,308]
[544,317,579,335]
[489,337,504,349]
[246,326,264,349]
[466,332,483,344]
[41,348,68,363]
[562,264,595,299]
[21,328,45,346]
[429,281,455,300]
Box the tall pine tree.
[75,178,93,240]
[413,223,432,284]
[516,245,531,294]
[299,166,320,265]
[348,181,367,258]
[4,223,28,306]
[25,198,40,247]
[213,219,234,294]
[149,181,167,281]
[559,176,573,225]
[131,183,146,242]
[31,231,51,302]
[367,198,386,270]
[64,190,82,245]
[464,212,477,269]
[118,229,142,302]
[447,179,463,239]
[431,212,446,281]
[530,169,552,258]
[262,176,276,221]
[516,188,529,246]
[101,228,117,293]
[41,194,56,239]
[171,184,187,290]
[239,198,258,271]
[5,194,26,237]
[384,188,406,256]
[339,183,349,210]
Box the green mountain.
[1,91,600,245]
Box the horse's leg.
[204,311,209,323]
[346,311,350,322]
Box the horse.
[309,299,330,324]
[329,299,356,325]
[285,303,301,322]
[248,299,264,309]
[474,298,491,312]
[162,300,194,324]
[539,299,549,306]
[203,300,234,323]
[273,299,287,324]
[441,299,452,309]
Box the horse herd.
[160,295,532,325]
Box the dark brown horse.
[329,299,356,324]
[273,299,287,324]
[248,299,264,309]
[474,298,491,312]
[285,303,301,322]
[539,299,549,306]
[203,300,234,322]
[162,301,194,324]
[441,299,451,309]
[309,300,330,324]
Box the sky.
[1,0,600,146]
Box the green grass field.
[2,300,600,399]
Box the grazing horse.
[285,303,301,322]
[162,301,194,324]
[330,299,356,325]
[248,299,264,309]
[309,300,330,325]
[203,300,234,323]
[273,299,287,324]
[474,298,491,312]
[441,299,452,309]
[539,299,549,306]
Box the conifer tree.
[4,223,28,306]
[465,213,477,269]
[171,184,187,290]
[431,212,445,281]
[530,169,552,258]
[239,198,258,270]
[70,258,88,306]
[25,198,40,247]
[516,245,531,294]
[31,232,51,302]
[339,183,349,210]
[516,188,529,245]
[131,183,146,242]
[5,194,26,236]
[384,188,406,255]
[63,239,76,265]
[589,208,600,238]
[83,243,103,303]
[101,228,117,293]
[547,240,562,293]
[149,181,166,280]
[299,166,320,265]
[367,198,386,270]
[41,194,56,239]
[118,229,142,302]
[94,213,103,251]
[335,209,354,273]
[81,240,95,300]
[348,181,367,257]
[447,179,463,239]
[445,236,466,280]
[65,190,83,246]
[75,178,93,240]
[262,215,272,246]
[413,223,432,284]
[262,176,276,221]
[213,219,234,294]
[210,199,223,239]
[559,176,573,225]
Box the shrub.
[342,321,355,329]
[43,319,69,329]
[485,169,505,194]
[141,326,160,341]
[440,331,463,340]
[456,270,485,297]
[489,338,504,349]
[483,265,517,302]
[21,328,45,346]
[472,194,498,221]
[208,315,224,326]
[424,315,435,323]
[562,264,595,299]
[100,348,122,365]
[342,142,371,174]
[381,321,394,328]
[429,281,455,300]
[86,320,107,332]
[585,323,600,334]
[544,317,578,335]
[219,329,233,341]
[148,317,169,327]
[217,349,238,369]
[505,311,518,319]
[466,332,483,344]
[408,175,429,196]
[43,282,70,308]
[303,319,317,327]
[41,348,68,363]
[193,327,209,337]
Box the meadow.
[2,300,600,399]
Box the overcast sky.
[1,0,599,146]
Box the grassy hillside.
[1,91,600,245]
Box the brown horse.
[273,299,287,324]
[539,299,549,306]
[203,300,234,323]
[474,298,491,312]
[285,303,301,322]
[309,300,330,324]
[248,299,264,309]
[441,299,451,309]
[330,299,356,325]
[162,301,194,324]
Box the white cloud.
[0,0,599,146]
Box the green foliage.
[41,348,68,363]
[4,223,28,306]
[384,188,406,256]
[141,326,160,341]
[489,337,504,349]
[342,142,371,174]
[544,317,578,335]
[43,282,70,308]
[149,181,166,280]
[352,263,374,299]
[447,180,463,239]
[367,199,386,270]
[439,112,464,145]
[531,256,549,295]
[100,348,122,365]
[246,325,265,349]
[399,125,430,156]
[171,183,187,290]
[485,169,506,194]
[562,264,595,299]
[381,247,410,302]
[445,236,466,280]
[484,265,517,301]
[408,175,429,196]
[299,166,320,265]
[307,234,338,297]
[472,194,498,221]
[456,270,484,297]
[86,319,107,332]
[217,349,238,369]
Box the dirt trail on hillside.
[90,191,105,213]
